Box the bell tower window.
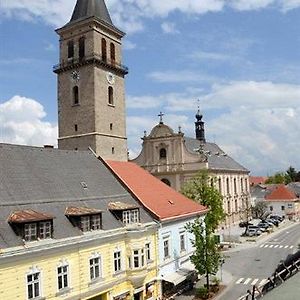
[68,40,74,59]
[108,86,114,105]
[161,178,171,187]
[159,148,167,159]
[79,37,85,59]
[110,43,115,64]
[73,86,79,105]
[102,38,107,62]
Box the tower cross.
[158,112,164,124]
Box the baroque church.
[131,111,250,226]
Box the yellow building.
[0,144,159,300]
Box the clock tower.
[54,0,128,161]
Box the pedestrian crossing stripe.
[235,278,268,286]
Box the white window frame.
[91,214,101,230]
[163,237,170,259]
[122,209,139,225]
[287,203,293,209]
[39,221,52,239]
[26,267,42,300]
[132,249,145,269]
[114,250,122,273]
[89,253,102,281]
[24,223,37,241]
[57,262,69,291]
[179,231,186,252]
[145,242,151,261]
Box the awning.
[162,271,187,286]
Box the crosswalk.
[235,277,269,286]
[259,244,294,249]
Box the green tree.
[252,201,268,219]
[286,166,297,182]
[181,170,225,233]
[186,218,221,291]
[266,172,289,184]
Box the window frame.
[145,242,151,261]
[79,36,85,59]
[89,255,102,281]
[27,271,41,300]
[108,86,114,105]
[67,40,74,59]
[122,209,139,225]
[179,231,186,253]
[163,237,170,259]
[113,250,122,273]
[57,264,69,291]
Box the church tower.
[195,108,206,143]
[54,0,128,161]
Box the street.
[218,222,300,300]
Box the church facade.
[132,111,251,226]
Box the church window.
[74,124,78,132]
[226,178,230,195]
[159,148,167,159]
[67,40,74,59]
[79,37,85,59]
[245,178,248,192]
[218,178,222,193]
[110,43,115,64]
[235,199,238,212]
[227,201,231,214]
[161,178,171,187]
[108,86,114,105]
[73,86,79,105]
[110,123,113,131]
[112,147,115,154]
[102,38,107,62]
[234,178,237,194]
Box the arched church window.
[110,43,115,64]
[79,37,85,59]
[159,148,167,159]
[161,178,171,187]
[226,178,230,195]
[108,86,114,105]
[68,40,74,59]
[102,38,107,62]
[73,86,79,105]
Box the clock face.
[106,72,115,85]
[71,70,80,82]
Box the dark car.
[239,221,253,228]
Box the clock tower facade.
[54,0,128,161]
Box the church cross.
[158,112,164,123]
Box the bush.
[196,286,209,299]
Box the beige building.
[54,0,128,161]
[132,110,251,226]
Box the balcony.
[53,54,129,75]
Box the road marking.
[290,246,294,249]
[260,245,264,248]
[244,278,252,285]
[274,245,279,248]
[251,278,259,285]
[279,245,283,248]
[264,245,269,248]
[269,245,274,248]
[284,246,289,249]
[236,278,244,284]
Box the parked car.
[258,223,272,232]
[266,218,279,226]
[239,221,253,228]
[245,228,262,236]
[270,215,284,222]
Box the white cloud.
[123,40,137,50]
[189,51,232,61]
[161,22,179,34]
[2,0,300,34]
[0,96,58,147]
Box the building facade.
[132,111,250,226]
[106,161,207,298]
[0,144,159,300]
[54,0,128,161]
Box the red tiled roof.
[265,184,298,202]
[106,161,208,221]
[250,176,268,186]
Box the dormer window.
[8,210,54,242]
[65,207,102,232]
[108,202,140,225]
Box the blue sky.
[1,0,300,175]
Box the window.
[110,43,115,64]
[102,38,107,62]
[114,251,122,273]
[57,265,69,290]
[179,232,186,252]
[241,178,244,191]
[234,178,237,194]
[73,86,79,105]
[145,243,151,261]
[112,147,115,155]
[122,209,139,225]
[75,124,78,132]
[108,86,114,105]
[68,40,74,59]
[110,123,113,131]
[24,223,37,242]
[288,203,293,209]
[90,257,101,280]
[39,221,51,239]
[161,178,171,187]
[226,178,230,194]
[218,178,222,193]
[79,37,85,59]
[235,199,238,212]
[159,148,167,159]
[245,178,248,192]
[281,206,285,211]
[27,272,41,299]
[80,216,90,232]
[132,249,145,269]
[163,238,170,259]
[91,215,101,230]
[270,206,273,211]
[227,201,231,214]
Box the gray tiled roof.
[69,0,113,26]
[0,144,153,248]
[184,137,249,172]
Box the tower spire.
[195,101,206,143]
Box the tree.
[181,170,225,233]
[252,201,268,219]
[186,217,221,291]
[286,166,297,182]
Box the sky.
[1,0,300,175]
